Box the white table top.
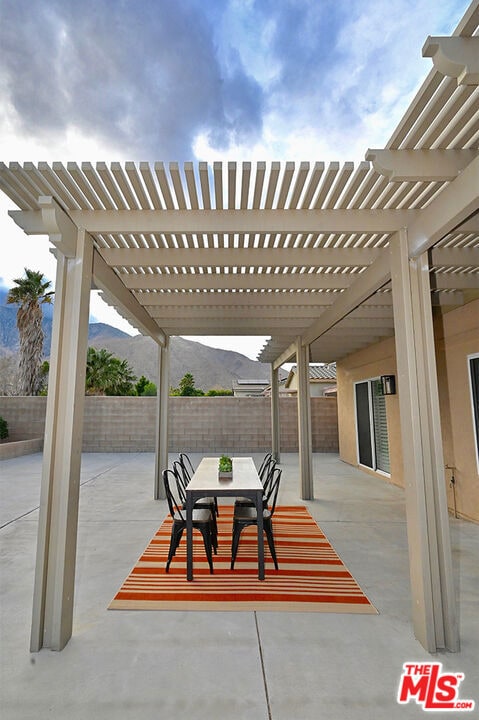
[187,456,262,492]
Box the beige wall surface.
[0,396,338,455]
[337,336,403,487]
[436,299,479,523]
[337,299,479,523]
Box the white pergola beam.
[431,272,479,291]
[121,271,359,292]
[300,251,391,347]
[61,208,417,234]
[157,320,311,333]
[431,246,479,267]
[92,251,166,343]
[407,155,479,257]
[281,157,479,363]
[154,320,393,336]
[273,342,297,369]
[365,149,477,181]
[148,307,394,323]
[423,36,479,85]
[99,246,379,267]
[134,291,394,308]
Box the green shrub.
[140,381,157,396]
[0,416,8,440]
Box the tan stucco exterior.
[337,298,479,523]
[436,299,479,523]
[285,375,336,397]
[337,336,403,487]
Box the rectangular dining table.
[185,456,265,581]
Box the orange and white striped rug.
[109,505,378,613]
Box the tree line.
[5,269,233,397]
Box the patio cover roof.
[1,2,478,657]
[1,4,478,368]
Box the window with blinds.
[372,379,390,474]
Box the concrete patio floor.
[1,452,478,720]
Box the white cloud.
[0,0,472,360]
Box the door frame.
[354,377,391,476]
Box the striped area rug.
[109,505,378,613]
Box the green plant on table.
[218,455,232,472]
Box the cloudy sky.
[0,0,470,359]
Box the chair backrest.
[179,453,195,480]
[264,467,281,516]
[261,458,277,494]
[172,461,188,503]
[163,469,185,521]
[258,452,273,480]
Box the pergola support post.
[30,228,92,652]
[390,229,459,653]
[297,338,313,500]
[270,364,281,462]
[154,336,170,499]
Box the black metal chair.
[231,467,282,571]
[235,454,277,509]
[162,469,214,573]
[258,454,277,496]
[178,453,219,516]
[172,461,218,552]
[257,452,274,480]
[178,452,196,479]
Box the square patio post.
[30,217,92,651]
[297,338,313,500]
[270,363,281,462]
[154,336,169,499]
[390,229,459,653]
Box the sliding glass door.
[469,354,479,471]
[355,378,390,474]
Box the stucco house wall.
[436,300,479,523]
[337,298,479,523]
[337,336,403,486]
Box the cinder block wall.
[0,396,338,453]
[0,397,48,440]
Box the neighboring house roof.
[235,379,270,386]
[285,363,336,388]
[233,379,270,396]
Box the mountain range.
[0,288,274,391]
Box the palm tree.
[85,347,136,395]
[7,269,54,396]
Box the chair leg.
[210,518,218,554]
[230,522,243,570]
[199,525,214,573]
[166,524,184,572]
[264,520,278,570]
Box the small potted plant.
[218,455,233,480]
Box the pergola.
[0,3,478,655]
